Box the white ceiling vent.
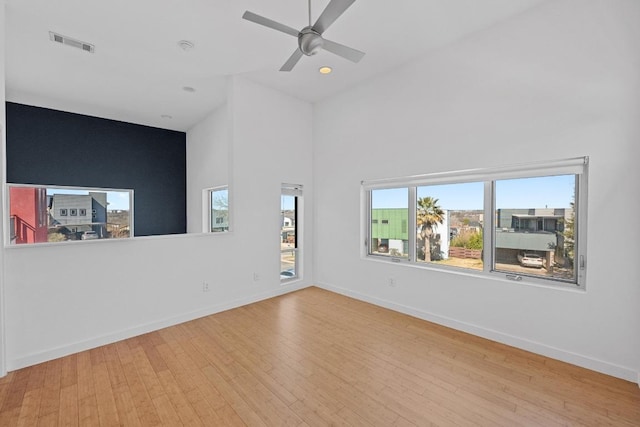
[49,31,95,53]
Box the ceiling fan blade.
[322,39,365,63]
[312,0,356,35]
[280,49,304,72]
[242,11,300,38]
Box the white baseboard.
[8,282,311,372]
[315,282,639,385]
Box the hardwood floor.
[0,287,638,426]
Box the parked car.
[81,231,98,240]
[280,269,296,279]
[517,252,543,268]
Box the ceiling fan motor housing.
[299,27,323,56]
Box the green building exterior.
[371,209,409,240]
[370,209,410,255]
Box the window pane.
[281,194,297,280]
[210,188,229,232]
[417,182,484,270]
[494,175,576,282]
[370,188,409,258]
[8,185,132,244]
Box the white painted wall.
[186,99,229,233]
[313,0,640,382]
[1,76,314,370]
[229,76,314,286]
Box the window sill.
[363,254,585,293]
[4,230,234,249]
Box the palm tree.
[417,196,445,262]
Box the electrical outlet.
[253,273,260,282]
[202,282,209,292]
[388,278,396,287]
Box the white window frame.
[362,157,588,289]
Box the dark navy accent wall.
[6,102,186,236]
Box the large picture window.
[364,157,588,288]
[7,184,133,245]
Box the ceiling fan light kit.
[242,0,365,71]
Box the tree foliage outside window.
[416,196,445,262]
[450,229,483,250]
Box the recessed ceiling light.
[319,66,333,75]
[182,86,196,93]
[177,40,195,51]
[161,114,173,119]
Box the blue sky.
[372,174,575,210]
[281,195,296,210]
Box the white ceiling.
[5,0,547,131]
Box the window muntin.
[7,184,133,245]
[363,158,587,288]
[416,182,484,271]
[208,187,229,233]
[281,184,302,282]
[369,188,409,258]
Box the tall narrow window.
[208,186,229,232]
[281,184,302,282]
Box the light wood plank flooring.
[0,286,638,426]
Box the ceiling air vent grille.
[49,31,95,53]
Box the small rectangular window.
[7,184,133,245]
[206,186,229,233]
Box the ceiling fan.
[242,0,365,72]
